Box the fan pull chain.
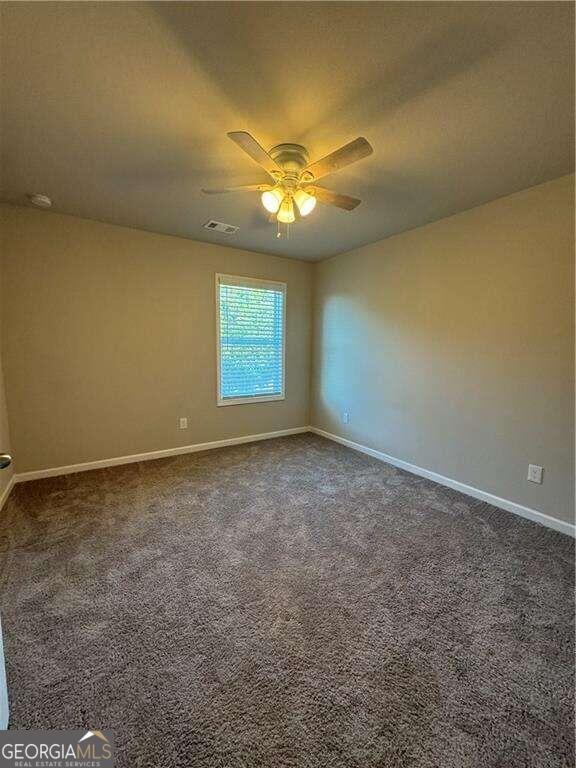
[276,222,290,239]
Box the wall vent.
[203,220,239,234]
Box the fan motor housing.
[269,143,309,173]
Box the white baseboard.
[310,427,575,538]
[0,475,15,512]
[14,427,310,483]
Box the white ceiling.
[1,1,573,261]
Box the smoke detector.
[27,193,52,208]
[203,220,238,234]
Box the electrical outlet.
[527,464,543,484]
[342,412,350,424]
[179,417,188,430]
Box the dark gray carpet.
[0,433,573,767]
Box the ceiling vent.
[203,220,239,234]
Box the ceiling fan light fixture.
[294,188,317,217]
[205,132,372,232]
[277,195,295,224]
[261,187,284,214]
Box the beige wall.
[311,175,575,524]
[1,206,312,473]
[0,211,13,498]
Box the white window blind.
[216,274,286,406]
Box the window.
[216,274,286,406]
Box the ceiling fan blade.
[308,186,362,211]
[304,137,373,181]
[227,132,282,178]
[201,184,270,194]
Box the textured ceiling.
[1,1,574,261]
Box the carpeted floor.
[0,433,573,767]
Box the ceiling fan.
[202,132,373,226]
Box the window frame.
[215,273,287,407]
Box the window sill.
[217,394,285,407]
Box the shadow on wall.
[312,248,554,440]
[313,293,371,428]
